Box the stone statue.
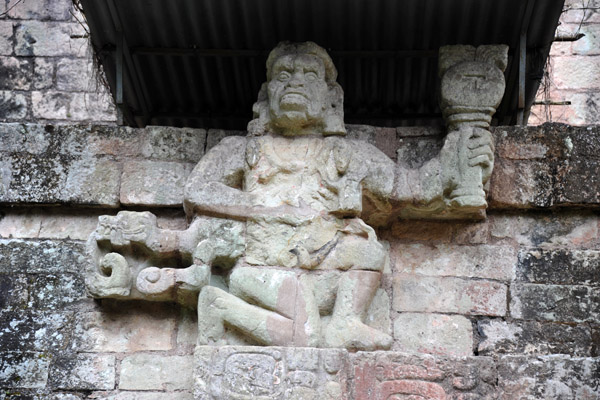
[86,42,502,351]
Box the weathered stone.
[71,302,176,352]
[489,159,553,208]
[0,57,33,90]
[27,273,86,310]
[49,354,115,390]
[517,248,600,285]
[63,158,120,206]
[7,0,73,20]
[552,56,600,90]
[452,219,490,244]
[389,219,453,242]
[393,274,507,316]
[510,283,599,323]
[391,243,516,281]
[478,319,593,356]
[88,392,194,400]
[0,274,29,310]
[142,126,206,162]
[0,212,43,239]
[194,346,350,399]
[120,161,193,206]
[120,354,193,391]
[0,123,50,154]
[0,239,86,274]
[0,311,72,352]
[69,92,116,122]
[490,212,599,248]
[0,352,51,389]
[31,91,71,119]
[56,58,93,92]
[394,313,474,356]
[498,355,599,399]
[0,91,28,120]
[38,212,102,240]
[33,58,54,89]
[205,129,245,151]
[177,308,198,347]
[395,137,443,169]
[374,127,399,160]
[352,352,497,399]
[0,21,13,56]
[14,22,87,57]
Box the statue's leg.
[196,285,294,346]
[321,221,392,350]
[323,270,392,350]
[229,267,321,347]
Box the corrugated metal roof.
[79,0,564,129]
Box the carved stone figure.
[86,41,500,351]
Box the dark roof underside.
[80,0,565,130]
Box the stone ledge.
[0,123,598,211]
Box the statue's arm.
[183,136,254,220]
[392,127,494,210]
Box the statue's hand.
[96,211,158,247]
[466,128,494,184]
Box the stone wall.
[529,0,600,125]
[0,0,116,124]
[0,123,598,399]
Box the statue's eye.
[305,72,318,81]
[277,71,291,81]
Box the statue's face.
[267,53,328,134]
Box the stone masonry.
[0,122,598,398]
[0,0,116,124]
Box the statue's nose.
[288,71,305,87]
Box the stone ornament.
[86,41,502,352]
[439,44,507,208]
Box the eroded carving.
[86,41,502,351]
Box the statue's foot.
[323,317,392,351]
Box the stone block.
[205,129,245,151]
[7,0,73,20]
[510,283,599,323]
[69,92,116,122]
[490,212,599,248]
[351,352,497,399]
[452,220,490,244]
[391,243,516,281]
[33,58,54,89]
[0,352,50,389]
[396,137,443,169]
[194,346,349,399]
[31,91,71,119]
[0,57,32,90]
[389,220,453,242]
[489,159,553,208]
[0,91,27,120]
[14,22,88,57]
[393,274,507,316]
[0,239,87,274]
[552,56,600,90]
[517,248,600,285]
[63,158,120,206]
[88,392,194,400]
[87,125,144,158]
[396,126,443,137]
[0,311,72,352]
[498,355,600,399]
[0,212,43,239]
[346,124,376,143]
[573,23,600,55]
[27,273,86,310]
[393,313,473,356]
[56,58,93,92]
[478,319,593,356]
[0,21,13,55]
[0,274,28,310]
[120,161,193,206]
[71,303,176,352]
[49,354,115,390]
[0,123,50,154]
[562,0,600,23]
[142,126,206,162]
[374,127,398,160]
[120,354,193,391]
[176,308,198,347]
[38,212,102,240]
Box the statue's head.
[248,41,346,136]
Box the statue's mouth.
[280,92,309,111]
